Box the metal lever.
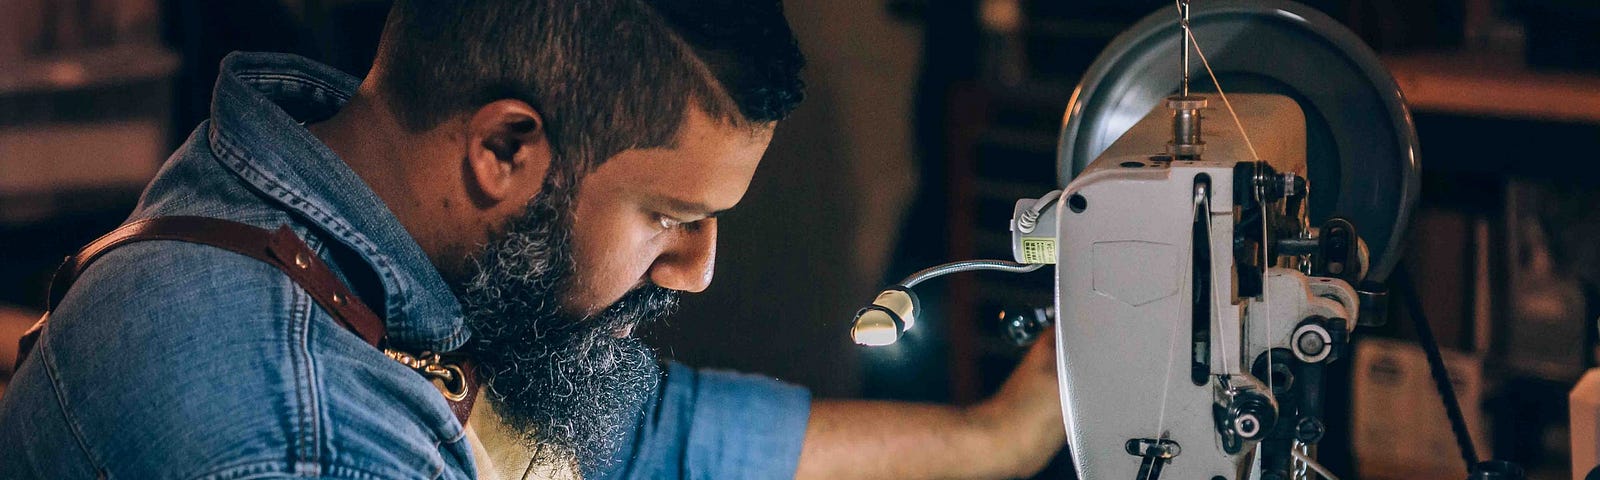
[996,304,1055,346]
[1126,438,1181,480]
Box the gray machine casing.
[1049,95,1358,478]
[1035,2,1421,475]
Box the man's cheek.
[570,217,655,305]
[569,263,642,314]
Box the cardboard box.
[0,120,166,222]
[1353,338,1491,479]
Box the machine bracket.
[1126,438,1182,480]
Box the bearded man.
[0,1,1064,479]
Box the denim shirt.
[0,52,811,480]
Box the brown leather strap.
[448,365,479,425]
[45,216,386,346]
[18,216,477,424]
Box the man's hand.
[795,329,1065,479]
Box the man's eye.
[656,214,684,231]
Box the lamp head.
[849,287,918,346]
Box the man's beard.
[456,186,680,474]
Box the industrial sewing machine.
[848,1,1526,479]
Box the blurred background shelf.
[1386,51,1600,123]
[0,44,178,96]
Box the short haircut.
[375,0,805,174]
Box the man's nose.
[648,219,717,293]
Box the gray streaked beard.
[457,184,679,475]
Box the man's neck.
[306,88,451,267]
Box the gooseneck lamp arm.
[849,260,1044,346]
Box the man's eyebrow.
[654,196,732,218]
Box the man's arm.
[795,331,1064,479]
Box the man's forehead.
[584,113,772,210]
[649,196,731,217]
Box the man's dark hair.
[375,0,804,174]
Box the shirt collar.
[206,52,467,351]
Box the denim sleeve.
[601,361,812,480]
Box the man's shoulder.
[2,239,472,479]
[63,233,295,318]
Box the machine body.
[1048,94,1358,479]
[848,2,1429,478]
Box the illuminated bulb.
[850,288,920,346]
[851,308,903,346]
[872,289,916,331]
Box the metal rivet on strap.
[332,293,347,305]
[293,252,310,269]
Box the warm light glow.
[851,309,902,346]
[873,290,917,331]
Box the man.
[0,1,1064,478]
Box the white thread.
[1174,0,1268,391]
[1260,170,1274,393]
[1173,0,1261,162]
[1145,185,1210,480]
[1146,7,1278,477]
[1148,291,1184,479]
[1206,195,1233,377]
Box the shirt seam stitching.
[286,260,323,473]
[431,426,467,480]
[36,327,107,476]
[182,457,285,480]
[233,72,353,102]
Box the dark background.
[2,1,1598,478]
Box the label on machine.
[1020,237,1057,264]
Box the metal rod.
[1180,0,1191,96]
[899,260,1043,288]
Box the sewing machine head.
[851,1,1423,479]
[1046,91,1366,480]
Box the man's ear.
[464,99,551,205]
